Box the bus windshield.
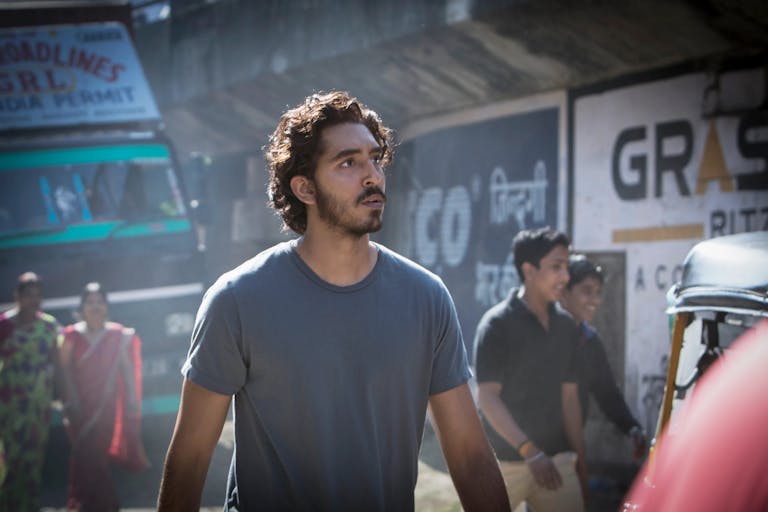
[0,144,187,239]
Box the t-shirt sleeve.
[181,280,247,396]
[474,311,509,384]
[429,283,472,396]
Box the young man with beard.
[157,91,509,512]
[474,228,587,512]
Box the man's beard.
[315,184,385,238]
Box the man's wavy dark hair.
[265,91,394,234]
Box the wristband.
[518,441,536,459]
[515,438,530,452]
[525,451,546,464]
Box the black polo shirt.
[474,288,579,461]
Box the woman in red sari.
[60,282,149,511]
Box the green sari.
[0,310,61,511]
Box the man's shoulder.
[211,241,294,292]
[553,302,579,327]
[376,243,430,274]
[550,304,581,351]
[376,243,446,290]
[478,292,518,327]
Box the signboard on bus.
[0,22,160,129]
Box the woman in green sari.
[0,272,62,511]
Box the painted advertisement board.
[571,66,768,433]
[386,93,567,354]
[0,22,159,129]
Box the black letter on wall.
[612,127,647,200]
[655,120,692,197]
[737,110,768,190]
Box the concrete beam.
[134,0,768,158]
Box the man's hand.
[526,451,562,490]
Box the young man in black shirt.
[474,227,586,512]
[561,255,646,459]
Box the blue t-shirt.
[182,240,471,511]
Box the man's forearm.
[157,379,230,511]
[593,383,640,434]
[477,387,529,451]
[430,383,511,511]
[449,451,510,512]
[478,383,563,491]
[157,444,209,511]
[562,382,588,503]
[562,383,586,460]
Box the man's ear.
[290,175,316,205]
[521,261,536,282]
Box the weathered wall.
[379,92,567,351]
[133,0,768,157]
[571,63,768,444]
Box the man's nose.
[363,160,384,187]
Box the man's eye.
[340,158,355,168]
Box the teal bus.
[0,12,206,420]
[0,131,205,418]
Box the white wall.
[572,66,768,433]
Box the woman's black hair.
[567,254,604,289]
[79,281,109,310]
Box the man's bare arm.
[561,382,588,502]
[561,382,586,460]
[477,381,562,490]
[157,378,231,511]
[428,383,510,512]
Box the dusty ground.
[41,417,627,511]
[41,417,463,511]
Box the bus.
[0,3,205,420]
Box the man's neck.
[295,228,378,287]
[518,285,550,329]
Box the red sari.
[62,323,149,511]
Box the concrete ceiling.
[133,0,767,158]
